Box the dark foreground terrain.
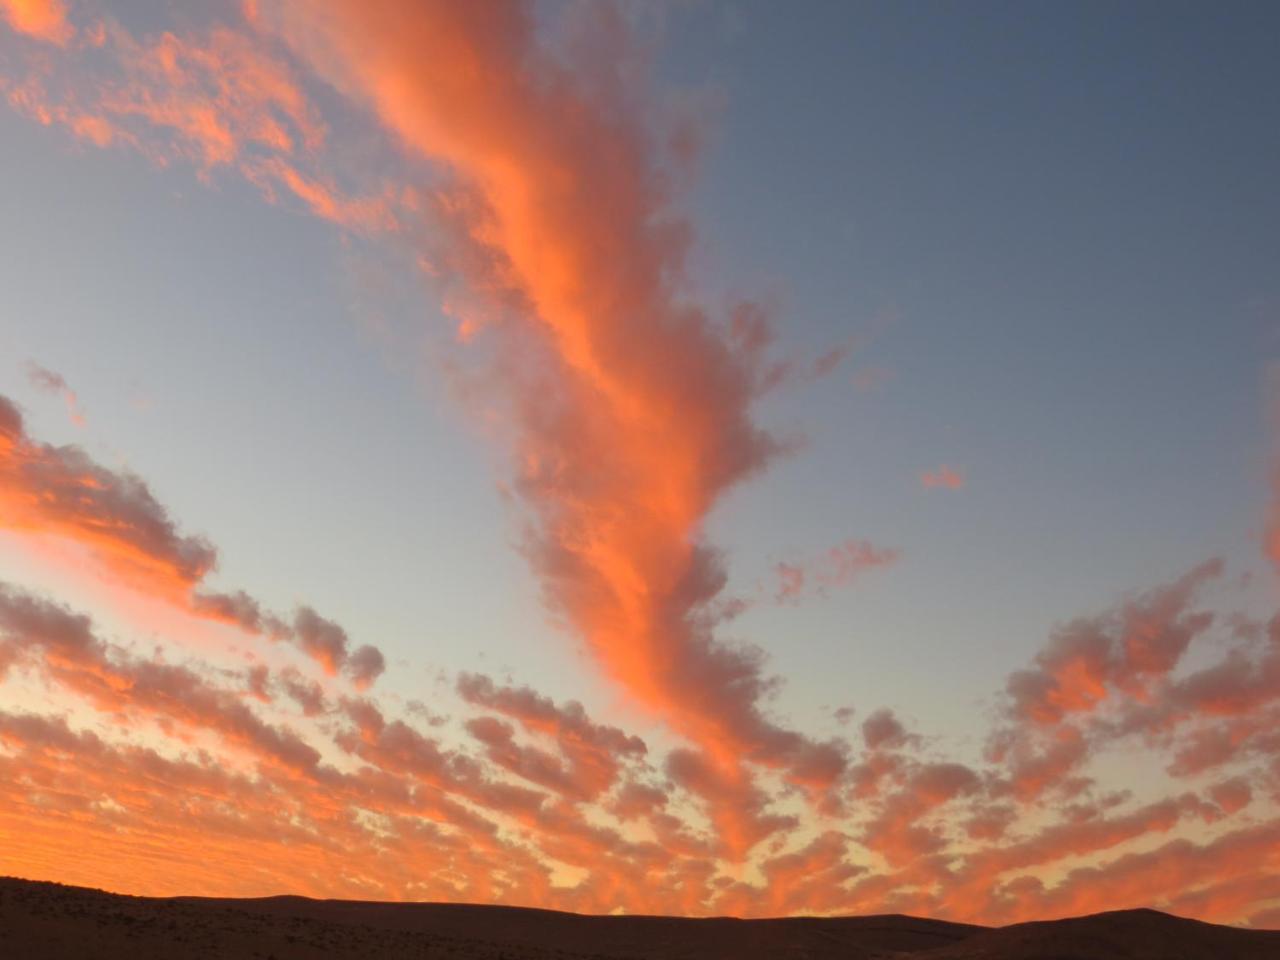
[2,877,1277,959]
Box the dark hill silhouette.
[2,876,1277,959]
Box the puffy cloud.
[0,394,216,596]
[1209,777,1253,816]
[346,644,387,690]
[193,592,384,688]
[0,394,386,688]
[0,581,322,773]
[0,394,384,686]
[665,748,796,859]
[860,762,981,867]
[2,565,1280,921]
[292,607,386,688]
[277,667,328,717]
[861,707,912,751]
[292,606,351,676]
[191,589,286,637]
[457,672,645,801]
[1000,820,1280,925]
[607,780,669,821]
[1002,560,1222,727]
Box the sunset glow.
[1,0,1279,929]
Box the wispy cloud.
[774,538,897,604]
[25,361,85,427]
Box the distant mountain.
[2,876,1277,959]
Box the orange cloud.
[2,566,1280,921]
[253,0,855,844]
[3,2,1280,926]
[1002,559,1222,727]
[0,14,399,233]
[100,24,325,168]
[0,394,385,687]
[921,465,965,489]
[0,395,216,598]
[860,762,981,868]
[457,672,646,802]
[0,0,71,45]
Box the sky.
[1,0,1279,927]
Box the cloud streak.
[0,393,383,687]
[250,0,865,844]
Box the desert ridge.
[2,876,1277,959]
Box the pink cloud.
[774,538,897,603]
[25,362,86,427]
[921,465,965,489]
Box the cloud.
[0,394,216,596]
[0,0,71,45]
[1209,776,1252,816]
[665,748,797,859]
[3,565,1280,921]
[0,394,386,687]
[860,707,913,752]
[0,581,323,773]
[1002,559,1223,728]
[252,0,859,838]
[0,13,398,232]
[860,762,981,867]
[457,672,646,801]
[921,465,965,490]
[191,589,284,636]
[291,607,386,688]
[25,362,85,427]
[346,643,387,690]
[3,1,1280,926]
[774,538,897,604]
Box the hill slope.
[2,877,1276,959]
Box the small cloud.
[921,465,964,490]
[26,361,86,427]
[775,538,898,604]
